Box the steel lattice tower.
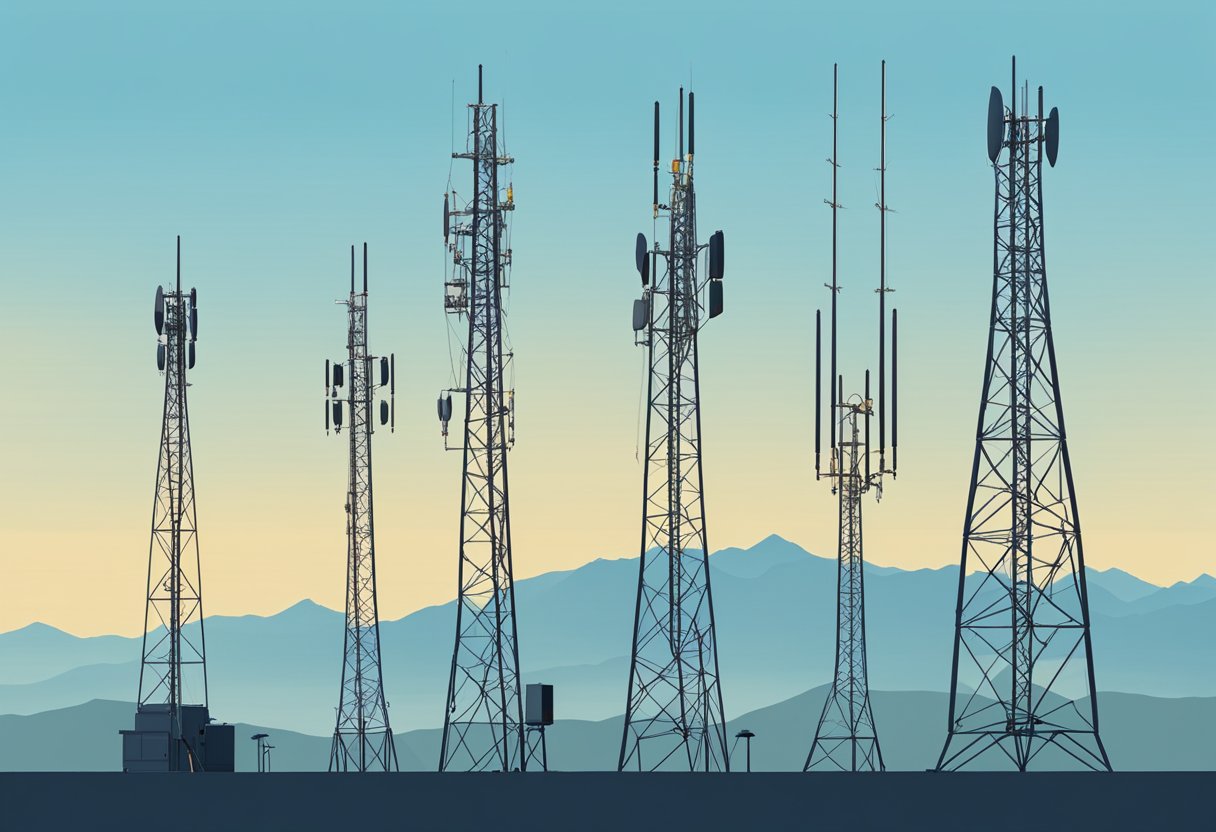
[805,63,900,773]
[135,236,208,769]
[437,65,525,772]
[620,88,730,773]
[324,244,398,772]
[936,58,1111,772]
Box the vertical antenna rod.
[678,87,684,159]
[864,370,871,481]
[653,102,660,216]
[688,92,695,158]
[878,60,888,472]
[892,309,898,472]
[815,310,822,478]
[830,64,839,456]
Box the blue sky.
[0,0,1211,634]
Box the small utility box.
[525,683,554,726]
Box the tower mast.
[325,243,398,772]
[805,62,901,773]
[123,237,231,773]
[437,65,525,772]
[936,57,1110,772]
[620,87,730,772]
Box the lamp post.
[251,733,270,773]
[735,730,755,773]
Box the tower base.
[120,704,234,773]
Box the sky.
[0,0,1212,636]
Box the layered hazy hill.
[0,536,1213,741]
[4,688,1214,773]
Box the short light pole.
[251,733,270,773]
[735,730,755,773]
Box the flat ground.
[0,771,1209,830]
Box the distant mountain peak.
[1,621,98,641]
[710,535,824,579]
[1088,567,1164,603]
[281,598,336,614]
[753,532,797,547]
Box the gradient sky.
[0,0,1211,636]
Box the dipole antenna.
[620,85,730,772]
[805,61,901,773]
[324,243,398,772]
[877,60,893,477]
[936,57,1109,772]
[436,65,526,772]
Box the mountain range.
[1,535,1213,741]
